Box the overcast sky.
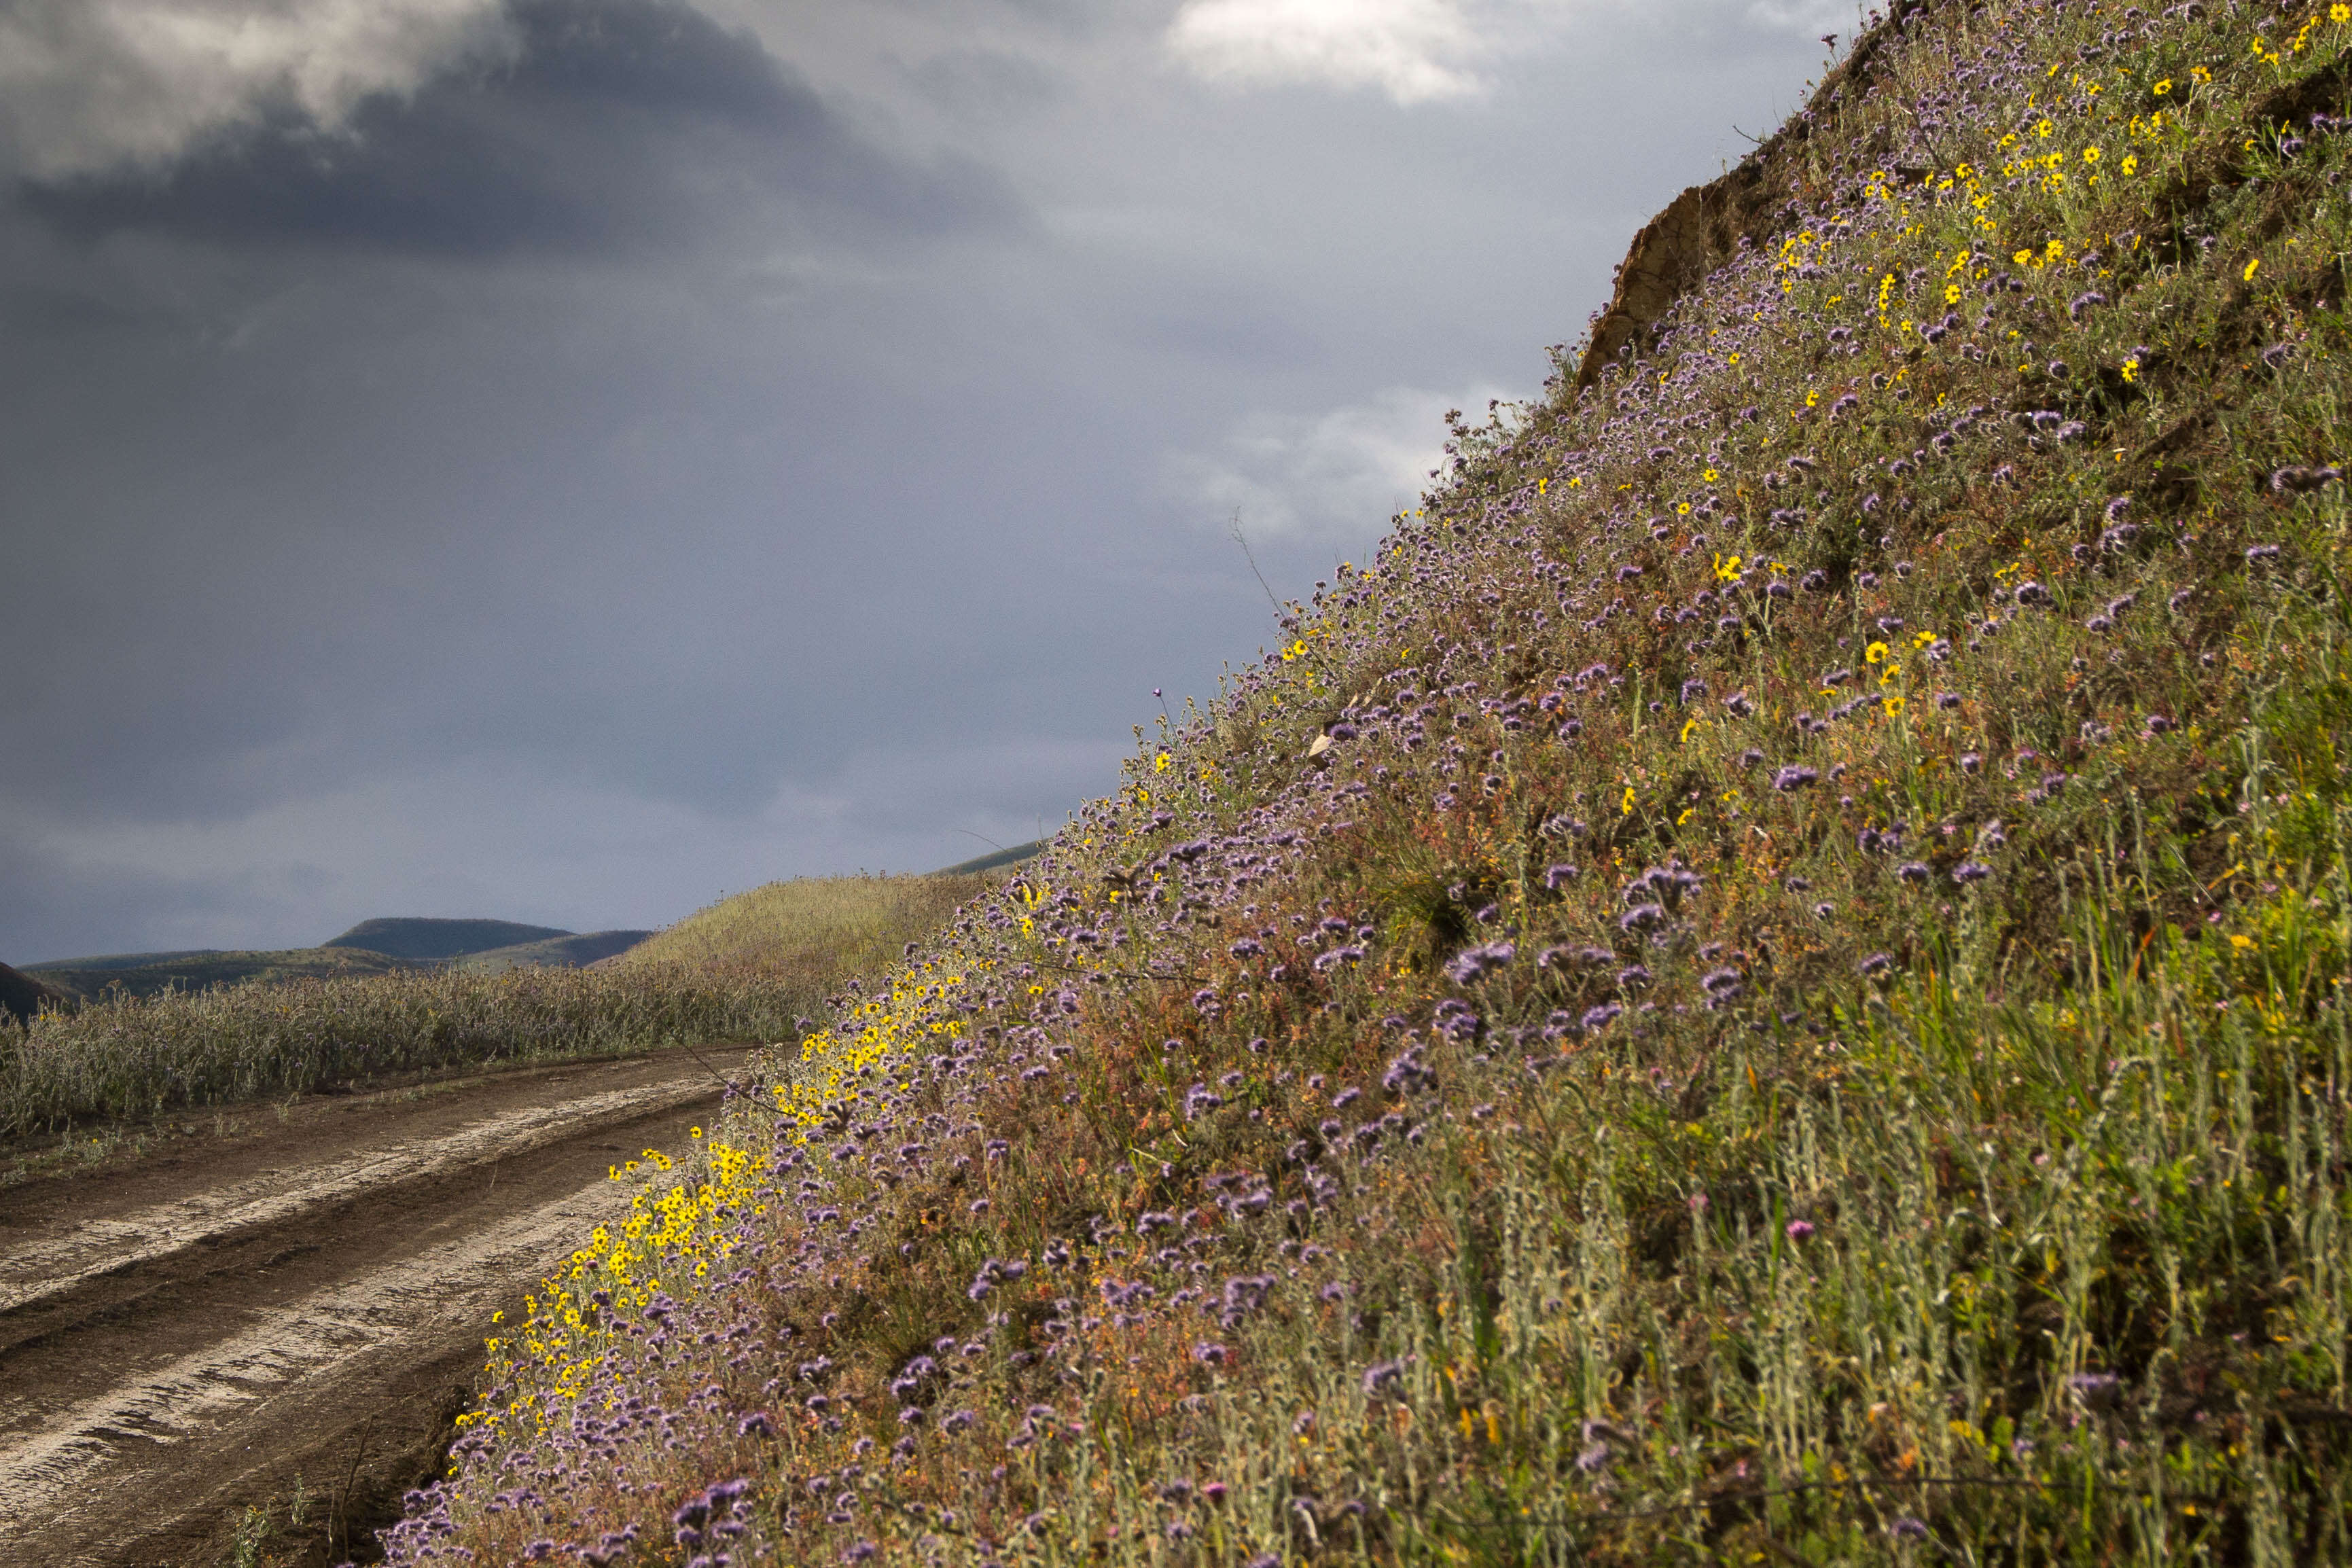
[0,0,1847,963]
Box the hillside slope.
[0,965,66,1026]
[450,931,656,976]
[26,947,418,1003]
[393,3,2352,1563]
[615,874,1003,980]
[323,917,573,961]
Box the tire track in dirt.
[0,1044,766,1566]
[0,1077,722,1321]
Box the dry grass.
[1,876,997,1138]
[616,874,1001,986]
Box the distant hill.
[448,930,654,975]
[26,948,233,973]
[26,947,418,1003]
[0,961,69,1023]
[931,840,1046,876]
[321,918,573,961]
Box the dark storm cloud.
[13,0,1016,255]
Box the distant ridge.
[322,918,573,961]
[0,961,69,1023]
[931,840,1046,876]
[26,948,230,972]
[26,948,417,1002]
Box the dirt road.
[0,1044,764,1566]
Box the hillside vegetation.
[0,878,967,1137]
[26,946,421,1003]
[25,926,656,998]
[0,962,67,1024]
[617,874,1003,982]
[394,3,2352,1564]
[452,932,658,976]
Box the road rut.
[0,1044,762,1566]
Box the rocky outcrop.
[1575,165,1778,391]
[1573,0,1927,392]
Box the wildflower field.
[0,876,984,1137]
[387,1,2352,1562]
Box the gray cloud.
[13,0,1016,254]
[0,0,515,178]
[0,0,1830,961]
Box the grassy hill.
[31,922,649,995]
[448,930,656,975]
[23,947,236,973]
[615,874,1005,986]
[322,916,575,961]
[390,4,2352,1558]
[26,946,419,1003]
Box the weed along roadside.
[228,0,2352,1560]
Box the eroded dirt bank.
[0,1044,762,1566]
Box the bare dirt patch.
[0,1043,764,1566]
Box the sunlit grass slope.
[618,874,1002,982]
[396,3,2352,1563]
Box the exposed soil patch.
[0,1043,763,1565]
